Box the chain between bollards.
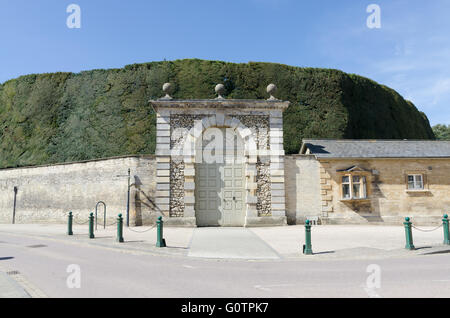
[89,212,95,239]
[404,217,415,250]
[443,214,450,245]
[68,212,450,251]
[303,219,313,255]
[117,214,124,243]
[156,216,166,248]
[67,212,73,236]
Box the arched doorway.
[195,127,245,227]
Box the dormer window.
[342,175,367,200]
[338,166,369,201]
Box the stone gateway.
[150,83,290,227]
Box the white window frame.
[341,174,368,200]
[407,174,424,190]
[342,175,351,199]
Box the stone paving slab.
[188,228,281,259]
[0,272,30,298]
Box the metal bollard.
[404,217,415,250]
[156,216,166,248]
[443,214,450,245]
[67,212,73,236]
[303,219,313,255]
[117,214,124,243]
[89,213,95,239]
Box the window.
[342,176,351,199]
[407,174,424,190]
[341,175,367,200]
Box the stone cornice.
[149,99,290,111]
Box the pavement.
[0,223,447,260]
[1,223,450,297]
[0,261,45,298]
[0,271,30,298]
[188,228,280,259]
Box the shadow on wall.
[286,159,300,225]
[366,174,385,223]
[133,175,162,226]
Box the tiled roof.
[301,139,450,159]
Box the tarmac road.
[1,230,450,298]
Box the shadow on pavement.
[312,251,335,255]
[421,249,450,255]
[414,246,433,251]
[166,246,188,250]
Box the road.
[1,231,450,298]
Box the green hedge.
[0,59,435,168]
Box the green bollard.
[117,214,124,243]
[89,213,95,239]
[67,212,73,236]
[303,220,313,255]
[404,217,415,250]
[156,216,166,248]
[443,214,450,245]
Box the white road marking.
[363,285,382,298]
[254,284,294,292]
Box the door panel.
[195,162,245,227]
[194,127,245,227]
[220,164,245,226]
[195,164,221,227]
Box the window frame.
[340,173,369,201]
[342,175,351,200]
[406,173,425,191]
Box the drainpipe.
[12,186,18,224]
[126,168,130,227]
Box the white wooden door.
[195,163,221,227]
[221,164,245,226]
[195,128,245,227]
[195,162,245,227]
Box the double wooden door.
[195,162,245,227]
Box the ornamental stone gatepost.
[149,84,290,227]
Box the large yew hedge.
[0,59,434,168]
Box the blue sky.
[0,0,449,125]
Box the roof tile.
[302,139,450,158]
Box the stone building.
[295,139,450,225]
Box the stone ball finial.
[267,83,278,100]
[215,84,226,100]
[161,82,173,100]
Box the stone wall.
[3,152,446,227]
[284,155,321,224]
[0,156,157,225]
[318,158,450,225]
